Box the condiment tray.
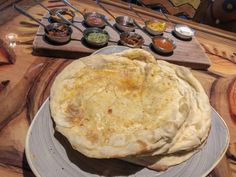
[33,13,211,69]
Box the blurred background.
[126,0,236,32]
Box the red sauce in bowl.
[86,16,104,26]
[153,38,174,51]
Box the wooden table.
[0,0,235,176]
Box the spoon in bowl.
[61,0,85,17]
[56,12,83,33]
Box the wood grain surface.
[0,0,235,177]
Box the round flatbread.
[50,49,211,163]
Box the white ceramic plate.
[26,46,229,177]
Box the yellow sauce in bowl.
[146,21,166,32]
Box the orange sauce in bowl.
[153,38,174,51]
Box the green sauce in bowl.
[87,32,108,43]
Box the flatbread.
[121,133,208,170]
[50,49,211,169]
[116,50,211,156]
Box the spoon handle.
[96,0,116,20]
[102,16,120,35]
[136,0,172,24]
[56,12,83,33]
[14,4,47,28]
[160,9,172,24]
[129,4,145,23]
[62,0,84,17]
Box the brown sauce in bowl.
[47,24,70,37]
[121,33,143,46]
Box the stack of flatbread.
[50,49,211,171]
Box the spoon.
[96,0,116,20]
[62,0,84,17]
[129,4,145,23]
[96,0,136,32]
[57,11,110,48]
[159,9,173,25]
[100,15,120,35]
[133,20,152,38]
[14,4,72,44]
[14,4,47,28]
[56,12,83,33]
[136,0,172,24]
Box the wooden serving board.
[33,15,211,69]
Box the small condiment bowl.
[44,22,72,44]
[152,36,176,54]
[84,12,106,28]
[83,27,109,48]
[145,20,166,35]
[120,32,144,48]
[115,16,136,32]
[49,8,75,23]
[173,24,195,40]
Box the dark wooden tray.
[33,14,211,69]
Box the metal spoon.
[100,13,143,48]
[133,20,152,38]
[56,12,83,33]
[96,0,136,32]
[128,4,152,38]
[96,0,116,20]
[159,9,172,24]
[129,4,145,23]
[14,4,47,28]
[62,0,84,17]
[98,15,119,35]
[136,0,172,24]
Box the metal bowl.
[145,20,166,35]
[49,8,75,23]
[152,36,176,54]
[44,23,72,44]
[83,27,109,48]
[120,32,144,48]
[173,24,195,40]
[115,16,136,32]
[84,12,106,28]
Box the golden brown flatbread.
[50,49,211,169]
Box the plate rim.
[25,98,50,177]
[200,107,229,177]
